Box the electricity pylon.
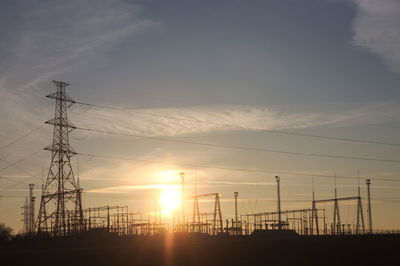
[37,80,83,236]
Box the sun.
[160,187,181,217]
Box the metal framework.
[311,196,365,235]
[21,184,36,234]
[83,206,130,235]
[128,212,154,236]
[191,193,223,235]
[81,206,167,236]
[21,198,29,234]
[37,81,83,236]
[243,208,325,235]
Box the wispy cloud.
[352,0,400,73]
[86,184,181,194]
[7,0,155,81]
[0,0,156,107]
[0,0,157,154]
[84,181,275,194]
[73,102,400,137]
[204,180,275,186]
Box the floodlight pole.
[180,172,185,231]
[366,179,372,234]
[276,176,282,230]
[234,191,239,235]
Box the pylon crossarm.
[46,93,76,104]
[44,146,77,155]
[314,196,360,203]
[45,118,76,129]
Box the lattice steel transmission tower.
[22,184,36,234]
[21,197,29,233]
[37,80,83,236]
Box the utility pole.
[311,177,319,235]
[180,172,185,231]
[234,191,239,235]
[37,81,83,236]
[366,179,372,234]
[275,176,281,230]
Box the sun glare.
[160,188,181,217]
[156,170,180,183]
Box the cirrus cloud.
[352,0,400,73]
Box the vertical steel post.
[180,172,185,231]
[366,179,372,233]
[234,192,239,235]
[275,176,281,230]
[29,184,35,233]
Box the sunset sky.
[1,0,400,232]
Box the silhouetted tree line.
[0,223,13,242]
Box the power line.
[0,150,44,191]
[0,175,18,182]
[74,101,400,147]
[0,170,42,193]
[0,125,43,152]
[0,175,32,179]
[77,152,400,182]
[0,195,26,198]
[1,192,400,204]
[0,149,43,173]
[76,126,400,164]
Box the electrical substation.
[17,80,385,238]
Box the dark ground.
[1,233,399,266]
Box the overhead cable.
[77,127,400,164]
[74,101,400,147]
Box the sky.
[1,0,400,232]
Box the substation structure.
[311,196,365,235]
[239,176,369,236]
[189,193,223,235]
[21,81,376,237]
[242,208,326,236]
[83,206,169,236]
[77,193,225,236]
[52,188,368,237]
